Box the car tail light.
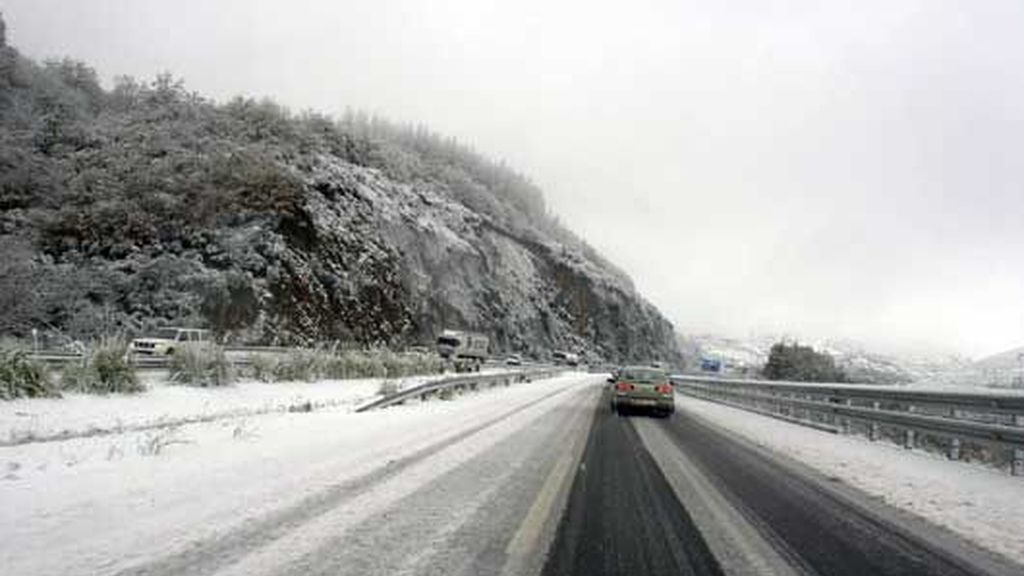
[656,384,673,394]
[615,382,634,392]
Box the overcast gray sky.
[5,0,1024,358]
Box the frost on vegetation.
[169,343,235,387]
[136,426,190,456]
[377,379,401,397]
[0,349,57,400]
[61,338,142,395]
[244,348,443,383]
[231,419,259,441]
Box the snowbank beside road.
[0,373,453,445]
[680,396,1024,565]
[0,372,595,576]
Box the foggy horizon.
[6,0,1023,359]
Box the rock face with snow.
[253,155,679,361]
[0,24,679,363]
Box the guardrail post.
[904,429,915,449]
[948,438,961,461]
[904,405,916,449]
[869,401,880,441]
[841,399,851,434]
[1014,449,1024,477]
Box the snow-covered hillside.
[909,346,1024,390]
[0,29,679,364]
[678,333,967,385]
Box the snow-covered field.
[0,372,491,445]
[680,396,1024,565]
[0,372,595,576]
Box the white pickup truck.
[129,328,211,356]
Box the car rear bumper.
[612,394,675,412]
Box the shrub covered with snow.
[244,348,444,383]
[61,338,142,394]
[169,343,235,387]
[0,349,56,400]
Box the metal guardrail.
[355,368,564,413]
[671,374,1024,477]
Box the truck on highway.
[436,330,489,372]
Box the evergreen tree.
[763,341,846,383]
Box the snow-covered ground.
[0,371,497,445]
[680,396,1024,565]
[0,372,595,576]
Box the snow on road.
[0,372,598,576]
[679,396,1024,565]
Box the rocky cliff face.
[240,155,679,362]
[0,24,679,363]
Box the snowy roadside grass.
[0,349,56,400]
[0,373,445,446]
[0,373,594,576]
[680,396,1024,565]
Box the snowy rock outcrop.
[261,155,679,362]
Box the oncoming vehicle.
[436,329,489,372]
[552,350,580,367]
[609,365,674,417]
[130,328,211,356]
[505,354,523,366]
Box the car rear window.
[619,368,668,383]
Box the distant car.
[700,357,722,372]
[505,354,523,366]
[130,328,210,356]
[552,350,580,367]
[609,365,674,417]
